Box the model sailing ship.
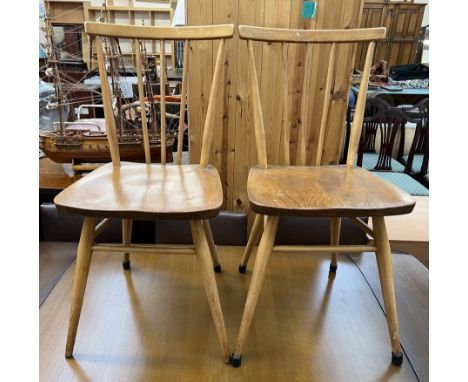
[39,4,178,167]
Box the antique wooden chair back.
[84,22,234,168]
[237,25,386,168]
[357,97,393,167]
[358,107,409,171]
[404,98,429,175]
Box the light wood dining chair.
[54,21,234,363]
[232,25,415,368]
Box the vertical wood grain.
[96,37,120,166]
[187,0,213,164]
[176,40,189,165]
[134,39,151,164]
[187,0,365,214]
[200,39,226,169]
[159,39,167,164]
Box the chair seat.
[247,165,415,217]
[54,162,223,219]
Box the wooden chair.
[54,22,234,363]
[232,25,415,368]
[357,105,409,172]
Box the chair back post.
[296,43,313,166]
[246,39,268,168]
[159,39,167,164]
[134,39,151,164]
[314,42,336,166]
[85,22,234,168]
[280,42,291,165]
[199,38,226,169]
[175,40,190,165]
[95,36,121,167]
[238,25,385,169]
[345,41,375,168]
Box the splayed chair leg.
[65,216,95,358]
[373,216,403,366]
[233,215,279,367]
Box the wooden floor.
[40,247,428,381]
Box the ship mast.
[43,1,65,135]
[100,2,124,136]
[140,37,158,137]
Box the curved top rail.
[238,25,386,43]
[85,22,235,40]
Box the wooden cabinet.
[355,2,426,70]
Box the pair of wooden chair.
[54,22,415,368]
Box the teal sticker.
[302,1,317,19]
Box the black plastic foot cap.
[392,352,403,366]
[214,263,222,273]
[329,264,338,273]
[65,353,73,359]
[122,260,131,270]
[231,353,242,368]
[239,264,247,274]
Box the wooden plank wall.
[187,0,364,215]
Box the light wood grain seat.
[247,165,415,217]
[55,162,223,220]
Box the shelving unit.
[84,3,175,68]
[44,0,176,69]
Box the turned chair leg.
[232,215,279,367]
[372,216,403,366]
[190,220,231,363]
[239,214,264,274]
[122,219,133,270]
[329,217,341,273]
[65,216,95,358]
[202,220,222,273]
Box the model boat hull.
[41,134,175,164]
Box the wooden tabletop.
[39,158,82,191]
[373,196,429,243]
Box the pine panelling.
[212,1,238,208]
[187,0,364,214]
[319,0,364,165]
[288,2,317,165]
[260,0,291,166]
[231,0,265,212]
[187,0,213,164]
[306,0,342,164]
